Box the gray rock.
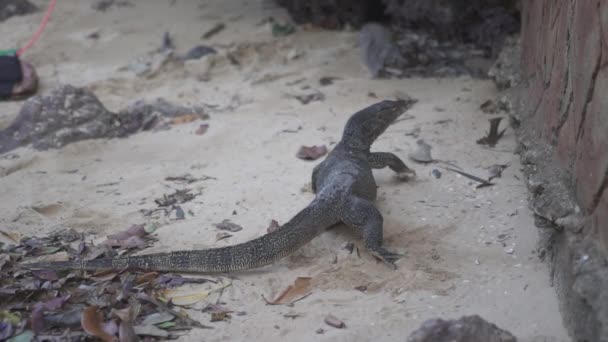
[407,315,517,342]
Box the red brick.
[574,67,608,212]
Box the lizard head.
[341,97,417,149]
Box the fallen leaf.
[480,99,499,114]
[319,76,342,86]
[161,282,231,306]
[210,312,229,322]
[141,312,175,326]
[263,277,312,305]
[201,22,225,39]
[354,285,367,292]
[144,222,160,234]
[37,246,62,255]
[171,114,201,125]
[213,219,243,232]
[154,189,195,207]
[487,164,508,181]
[0,254,10,269]
[296,145,327,160]
[81,306,116,342]
[119,236,146,249]
[157,321,176,329]
[293,92,325,105]
[216,232,232,241]
[7,330,33,342]
[0,230,21,244]
[476,117,506,147]
[0,322,13,340]
[31,203,63,217]
[173,206,185,220]
[133,325,168,338]
[102,320,119,337]
[267,219,281,233]
[43,308,83,328]
[324,314,346,329]
[31,269,58,281]
[135,272,159,285]
[195,124,209,135]
[271,22,295,37]
[118,321,137,342]
[0,311,21,325]
[29,251,70,263]
[408,139,434,163]
[107,224,146,241]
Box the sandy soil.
[0,1,569,341]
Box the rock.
[407,315,517,342]
[359,23,404,78]
[488,35,521,90]
[0,0,37,22]
[0,85,209,154]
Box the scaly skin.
[24,98,417,273]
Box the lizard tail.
[22,199,337,273]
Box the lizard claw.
[396,169,416,181]
[370,247,402,270]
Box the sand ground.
[0,1,569,341]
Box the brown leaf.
[119,321,138,342]
[296,145,327,160]
[120,236,146,249]
[263,277,312,305]
[476,117,506,147]
[195,124,209,135]
[135,272,159,285]
[31,269,58,281]
[81,306,116,342]
[267,219,281,233]
[324,314,345,329]
[293,92,325,105]
[213,219,243,232]
[319,76,342,86]
[216,232,232,241]
[480,99,498,114]
[171,114,200,125]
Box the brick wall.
[519,1,608,341]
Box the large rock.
[407,315,517,342]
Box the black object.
[0,55,22,97]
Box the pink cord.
[16,0,57,56]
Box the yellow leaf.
[160,282,231,306]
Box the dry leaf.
[0,230,21,244]
[213,219,243,232]
[296,145,327,160]
[216,232,232,241]
[324,314,345,328]
[133,325,168,338]
[267,219,281,233]
[171,114,200,125]
[195,124,209,135]
[263,277,312,305]
[81,306,116,342]
[476,117,506,147]
[118,321,137,342]
[160,282,231,306]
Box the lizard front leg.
[340,196,401,269]
[368,152,415,180]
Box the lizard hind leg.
[340,196,401,269]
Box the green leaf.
[8,330,34,342]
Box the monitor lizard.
[24,98,417,273]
